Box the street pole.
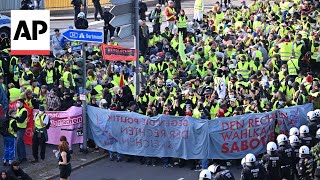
[83,0,88,18]
[134,0,140,98]
[82,0,88,154]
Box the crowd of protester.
[1,0,320,175]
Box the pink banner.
[34,106,83,145]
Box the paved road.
[50,0,247,48]
[71,158,242,180]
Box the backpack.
[148,10,155,22]
[0,119,10,137]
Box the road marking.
[177,178,184,180]
[89,20,104,26]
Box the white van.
[0,14,10,38]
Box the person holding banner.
[15,99,28,163]
[31,106,49,163]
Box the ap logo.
[10,10,50,55]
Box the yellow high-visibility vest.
[287,58,299,76]
[177,16,187,28]
[34,113,46,129]
[279,42,293,61]
[8,119,17,137]
[16,108,28,129]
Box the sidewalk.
[0,141,107,180]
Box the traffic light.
[73,58,85,87]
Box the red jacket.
[164,6,176,21]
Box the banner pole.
[133,0,140,98]
[82,41,88,153]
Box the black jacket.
[7,167,32,180]
[103,12,114,26]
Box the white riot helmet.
[208,164,219,174]
[199,169,212,180]
[289,127,299,136]
[277,134,288,145]
[241,157,246,167]
[307,111,315,121]
[289,135,299,145]
[299,145,310,157]
[77,12,85,19]
[317,129,320,139]
[299,125,309,134]
[245,153,256,165]
[314,109,320,117]
[267,142,277,154]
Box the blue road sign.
[71,44,82,52]
[62,29,103,43]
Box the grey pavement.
[71,158,242,180]
[0,139,107,180]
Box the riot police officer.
[289,127,300,137]
[310,110,320,138]
[103,6,115,44]
[277,134,294,180]
[300,125,315,147]
[289,135,300,179]
[75,12,89,30]
[261,142,282,180]
[199,169,211,180]
[311,129,320,180]
[208,164,235,180]
[240,153,267,180]
[297,145,316,180]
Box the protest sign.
[87,106,208,159]
[87,104,313,159]
[101,44,136,61]
[43,106,83,145]
[208,112,276,159]
[277,103,313,135]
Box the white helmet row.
[307,111,315,120]
[199,169,211,180]
[245,153,256,164]
[277,134,288,145]
[314,109,320,117]
[289,135,299,145]
[267,142,277,152]
[241,157,246,166]
[208,164,219,174]
[317,129,320,139]
[299,125,309,134]
[299,145,310,157]
[289,127,299,136]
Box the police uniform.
[103,8,115,44]
[32,108,49,161]
[240,163,266,180]
[213,166,235,180]
[300,133,315,148]
[278,144,295,180]
[261,152,282,180]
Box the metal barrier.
[44,0,111,10]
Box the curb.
[46,154,108,180]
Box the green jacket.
[310,143,320,166]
